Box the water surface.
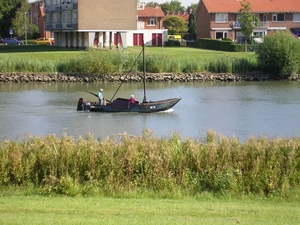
[1,81,300,142]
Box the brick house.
[28,1,52,38]
[29,0,166,47]
[196,0,300,42]
[42,0,137,48]
[134,3,165,46]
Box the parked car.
[3,38,23,45]
[0,36,3,43]
[34,38,55,45]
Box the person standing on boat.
[128,95,136,108]
[98,89,104,105]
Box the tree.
[145,1,159,7]
[160,0,185,15]
[163,15,187,35]
[0,0,29,38]
[187,10,196,40]
[11,1,30,38]
[256,31,300,78]
[186,3,198,14]
[238,0,259,52]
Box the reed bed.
[1,48,258,74]
[0,55,58,73]
[0,130,299,198]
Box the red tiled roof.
[137,6,165,17]
[174,13,190,21]
[201,0,300,13]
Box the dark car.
[3,38,23,45]
[0,36,3,43]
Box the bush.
[164,40,181,46]
[256,31,300,78]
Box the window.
[62,11,72,23]
[147,18,156,26]
[51,12,61,23]
[215,13,228,23]
[293,13,300,22]
[253,32,265,37]
[73,10,78,22]
[272,13,284,22]
[45,13,51,24]
[216,31,227,39]
[45,0,51,6]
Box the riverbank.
[1,72,300,83]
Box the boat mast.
[142,43,147,103]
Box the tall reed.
[0,130,299,197]
[0,56,57,73]
[1,48,259,74]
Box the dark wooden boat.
[77,44,181,113]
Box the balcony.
[44,5,62,12]
[61,1,74,11]
[62,23,74,29]
[44,2,75,12]
[232,21,269,29]
[45,22,76,30]
[45,24,52,29]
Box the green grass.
[0,45,81,61]
[144,46,255,59]
[0,191,299,225]
[0,45,255,60]
[0,45,257,74]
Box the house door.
[93,32,98,46]
[133,33,144,46]
[152,33,162,46]
[114,33,123,47]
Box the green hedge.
[197,38,254,52]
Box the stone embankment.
[0,72,300,83]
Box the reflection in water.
[1,81,300,142]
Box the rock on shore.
[0,72,299,83]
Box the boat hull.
[77,97,181,113]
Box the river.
[1,81,300,142]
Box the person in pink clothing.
[128,95,136,108]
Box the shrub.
[222,38,233,42]
[256,31,300,78]
[182,60,200,73]
[164,40,181,46]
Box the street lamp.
[25,12,27,45]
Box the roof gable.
[166,12,190,21]
[201,0,300,13]
[137,6,164,17]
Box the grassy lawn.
[0,45,258,74]
[143,46,255,59]
[0,45,81,61]
[0,44,256,62]
[0,193,299,225]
